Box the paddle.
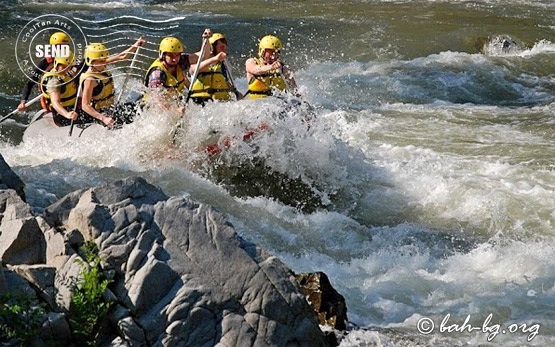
[185,37,209,103]
[170,37,210,140]
[223,60,242,100]
[68,82,83,137]
[0,94,42,124]
[115,46,141,104]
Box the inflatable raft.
[23,110,109,142]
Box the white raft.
[23,110,108,143]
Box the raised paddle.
[170,36,210,140]
[116,45,141,104]
[185,37,209,103]
[0,94,42,124]
[223,60,243,100]
[68,82,83,137]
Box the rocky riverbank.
[0,154,348,346]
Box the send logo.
[35,44,71,58]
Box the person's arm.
[189,52,227,75]
[18,58,51,111]
[80,78,114,126]
[282,65,298,94]
[245,58,258,82]
[46,78,77,120]
[246,58,283,77]
[50,92,77,120]
[106,36,145,64]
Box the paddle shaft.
[186,38,209,103]
[68,82,83,137]
[116,46,141,104]
[223,60,241,99]
[0,94,42,124]
[171,35,209,141]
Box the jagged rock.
[10,264,57,308]
[40,312,72,344]
[42,176,329,346]
[0,266,37,298]
[44,226,76,270]
[117,316,147,346]
[43,188,88,228]
[482,34,527,56]
[0,154,25,201]
[0,150,341,346]
[296,272,348,331]
[0,216,46,265]
[0,189,32,219]
[0,188,49,265]
[54,253,83,312]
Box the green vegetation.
[69,241,114,346]
[0,242,114,346]
[0,293,46,345]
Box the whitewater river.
[1,1,555,346]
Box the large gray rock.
[44,176,328,347]
[0,154,25,201]
[0,190,46,265]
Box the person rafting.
[245,35,298,99]
[18,32,80,112]
[38,51,80,127]
[188,32,243,105]
[79,38,144,127]
[144,36,189,100]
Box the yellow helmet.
[159,37,184,54]
[258,35,283,57]
[49,32,71,45]
[85,43,109,65]
[54,50,75,68]
[209,33,226,45]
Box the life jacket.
[79,71,115,111]
[39,69,78,111]
[247,57,286,99]
[144,59,186,94]
[190,62,231,101]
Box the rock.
[0,154,26,201]
[40,312,72,344]
[0,216,46,265]
[0,189,31,219]
[44,226,76,270]
[482,34,527,56]
[117,316,147,346]
[296,272,348,330]
[10,264,57,308]
[44,177,330,346]
[0,169,339,346]
[0,266,37,299]
[43,188,88,228]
